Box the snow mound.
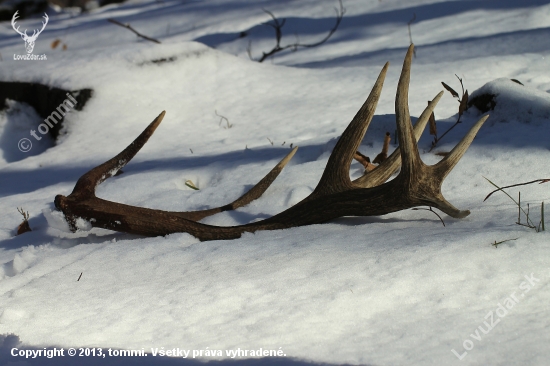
[0,100,54,165]
[0,245,38,279]
[42,208,71,233]
[469,78,550,124]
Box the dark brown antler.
[54,112,297,236]
[55,45,488,241]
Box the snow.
[470,78,550,123]
[0,100,54,162]
[1,0,550,365]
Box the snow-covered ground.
[1,0,549,365]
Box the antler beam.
[55,45,488,241]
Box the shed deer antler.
[55,45,488,241]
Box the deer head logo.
[12,11,49,54]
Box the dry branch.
[430,75,469,151]
[484,178,550,202]
[249,0,345,63]
[108,18,161,44]
[17,208,31,235]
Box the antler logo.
[12,11,49,54]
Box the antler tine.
[413,113,488,219]
[176,146,298,221]
[433,115,489,180]
[395,44,423,183]
[354,90,444,188]
[62,110,297,223]
[431,194,471,218]
[70,111,165,199]
[313,62,389,195]
[228,146,297,208]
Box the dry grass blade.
[17,207,31,235]
[484,178,550,201]
[185,180,199,190]
[492,238,518,248]
[458,90,469,116]
[412,207,445,227]
[483,177,538,229]
[441,82,459,98]
[430,77,471,151]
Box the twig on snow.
[108,18,161,44]
[249,0,345,63]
